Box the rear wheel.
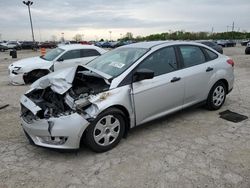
[206,81,227,110]
[245,48,250,55]
[84,108,125,153]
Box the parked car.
[2,41,22,50]
[38,42,57,48]
[101,41,112,48]
[21,41,39,49]
[79,41,92,45]
[241,40,250,46]
[216,40,236,47]
[197,40,223,54]
[226,40,236,47]
[0,44,8,52]
[8,44,106,85]
[20,41,234,152]
[57,41,78,47]
[245,42,250,54]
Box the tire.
[245,48,250,55]
[206,81,227,110]
[84,108,126,153]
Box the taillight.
[227,59,234,67]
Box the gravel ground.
[0,46,250,188]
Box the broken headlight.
[12,66,22,74]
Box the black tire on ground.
[245,48,250,55]
[84,108,126,153]
[23,70,49,84]
[206,81,227,110]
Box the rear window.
[81,49,100,57]
[179,45,206,68]
[204,48,218,61]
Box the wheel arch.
[105,105,131,137]
[216,79,229,93]
[23,69,50,84]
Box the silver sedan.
[20,41,234,152]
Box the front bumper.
[9,70,25,85]
[21,112,90,149]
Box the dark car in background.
[21,41,39,49]
[0,44,8,52]
[241,40,250,46]
[245,42,250,54]
[216,40,236,47]
[38,42,57,48]
[197,40,223,54]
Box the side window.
[179,46,206,68]
[204,48,218,61]
[81,49,100,57]
[60,50,81,60]
[137,47,177,77]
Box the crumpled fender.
[30,67,77,95]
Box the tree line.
[120,31,250,41]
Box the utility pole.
[109,31,112,41]
[23,1,35,49]
[232,21,235,39]
[61,32,64,42]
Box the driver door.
[54,49,82,70]
[132,46,185,125]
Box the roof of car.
[59,44,101,50]
[120,41,207,49]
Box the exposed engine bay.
[22,67,110,121]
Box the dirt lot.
[0,46,250,188]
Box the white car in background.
[2,41,22,50]
[8,44,106,85]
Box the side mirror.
[133,68,154,82]
[57,57,64,62]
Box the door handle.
[206,67,214,72]
[171,77,181,83]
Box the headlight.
[13,66,22,71]
[12,66,22,74]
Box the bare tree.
[73,34,82,42]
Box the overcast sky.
[0,0,249,41]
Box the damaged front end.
[20,66,111,149]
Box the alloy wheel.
[93,115,121,146]
[212,85,225,107]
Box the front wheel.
[206,81,227,110]
[84,108,125,153]
[23,70,49,84]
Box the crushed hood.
[30,67,77,95]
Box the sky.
[0,0,249,41]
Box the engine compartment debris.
[22,66,110,121]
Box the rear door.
[132,46,185,125]
[177,45,216,107]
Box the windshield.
[86,48,148,77]
[41,48,65,61]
